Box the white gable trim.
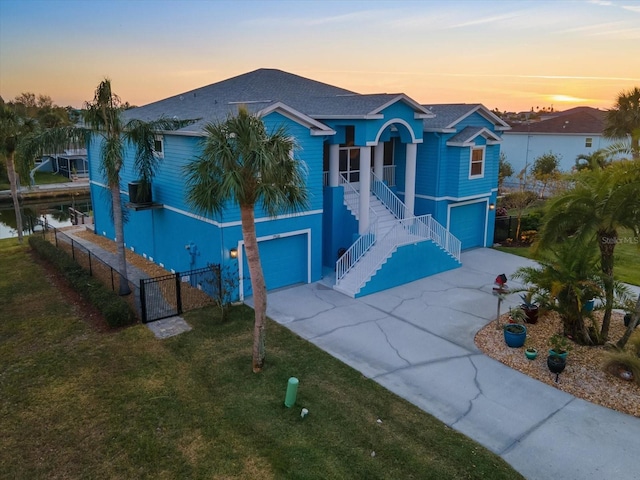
[370,118,422,145]
[446,127,502,147]
[258,102,336,136]
[369,94,435,118]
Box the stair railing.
[336,216,378,284]
[370,171,408,220]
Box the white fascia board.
[445,105,511,130]
[157,129,206,137]
[258,102,335,135]
[369,94,434,117]
[311,114,384,120]
[424,128,457,133]
[476,105,511,129]
[446,127,501,146]
[414,192,492,202]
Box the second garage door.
[449,202,486,250]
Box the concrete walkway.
[249,248,640,480]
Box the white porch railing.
[383,165,396,187]
[370,171,408,220]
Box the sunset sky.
[1,0,639,113]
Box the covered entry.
[239,231,310,299]
[449,201,487,250]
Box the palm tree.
[604,87,640,159]
[535,161,640,342]
[21,79,190,295]
[575,149,611,171]
[0,106,37,243]
[184,106,309,373]
[514,239,605,344]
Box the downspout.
[434,132,443,223]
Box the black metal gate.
[140,265,221,323]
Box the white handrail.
[336,172,461,295]
[336,217,378,283]
[336,174,379,284]
[370,171,408,220]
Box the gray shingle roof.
[447,126,485,144]
[123,69,431,134]
[507,107,605,134]
[422,104,483,129]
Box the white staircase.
[335,174,461,297]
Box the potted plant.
[547,354,566,382]
[508,306,527,324]
[520,292,539,324]
[503,308,527,348]
[525,346,538,360]
[548,333,572,360]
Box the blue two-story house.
[88,69,509,299]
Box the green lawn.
[0,238,521,479]
[495,231,640,286]
[0,171,68,190]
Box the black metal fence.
[139,265,221,323]
[39,222,223,324]
[43,224,140,316]
[494,214,539,243]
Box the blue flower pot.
[583,299,595,313]
[525,348,538,360]
[503,324,527,348]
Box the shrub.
[603,351,640,385]
[520,211,542,231]
[29,235,136,328]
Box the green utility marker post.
[284,377,299,407]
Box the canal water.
[0,195,92,239]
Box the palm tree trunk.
[241,204,267,373]
[110,182,131,295]
[616,293,640,349]
[598,230,616,342]
[6,152,24,243]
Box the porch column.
[374,143,384,180]
[329,143,340,187]
[358,146,372,234]
[404,142,417,217]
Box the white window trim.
[585,137,593,148]
[468,146,485,179]
[153,134,164,159]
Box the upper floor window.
[585,137,593,148]
[469,147,485,178]
[153,135,164,158]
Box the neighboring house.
[88,69,508,299]
[501,107,618,183]
[33,149,88,181]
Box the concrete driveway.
[250,248,640,480]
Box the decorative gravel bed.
[475,311,640,418]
